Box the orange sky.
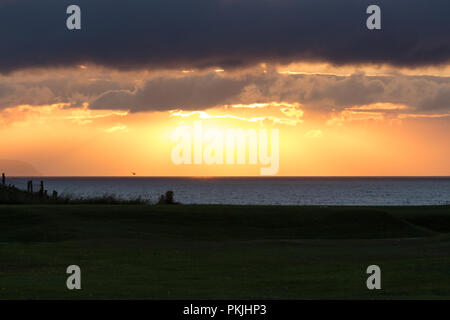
[1,63,449,176]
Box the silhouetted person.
[165,191,174,204]
[39,181,44,197]
[157,190,177,204]
[158,194,165,204]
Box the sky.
[0,0,449,176]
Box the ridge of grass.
[0,204,449,299]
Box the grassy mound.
[0,204,449,299]
[0,205,444,243]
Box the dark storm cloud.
[0,0,449,73]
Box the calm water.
[6,177,450,206]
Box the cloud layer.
[1,0,449,73]
[90,72,450,114]
[2,68,450,115]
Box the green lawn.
[0,205,449,299]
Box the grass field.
[0,204,449,299]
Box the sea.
[6,177,450,206]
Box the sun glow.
[1,60,449,177]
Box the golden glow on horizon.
[0,62,449,177]
[1,101,449,176]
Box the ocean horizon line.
[5,175,450,179]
